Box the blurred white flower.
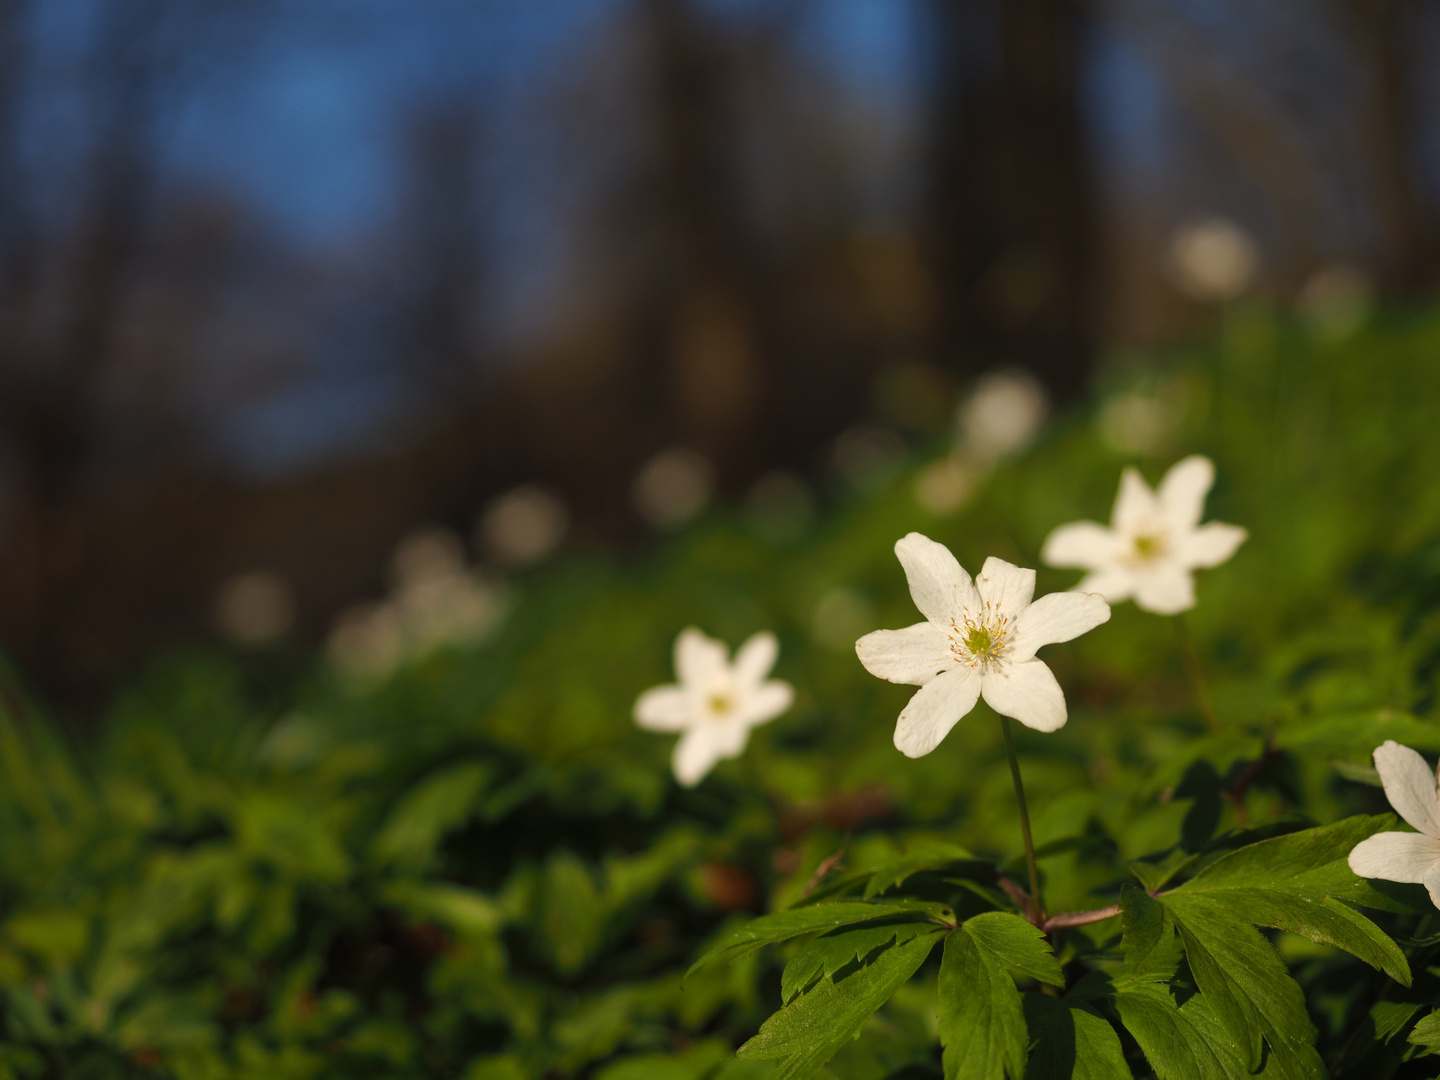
[1098,384,1189,456]
[811,588,874,651]
[832,425,906,492]
[390,525,509,651]
[1168,217,1259,302]
[633,447,714,529]
[1349,741,1440,909]
[634,628,794,786]
[1042,455,1246,615]
[480,485,569,565]
[959,369,1048,462]
[327,602,404,681]
[913,454,979,515]
[392,526,467,589]
[856,533,1110,756]
[214,570,295,644]
[1298,264,1372,340]
[744,470,816,540]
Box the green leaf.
[781,920,938,1003]
[1168,816,1410,985]
[1127,849,1199,893]
[739,926,944,1078]
[1371,1000,1423,1043]
[938,929,1024,1080]
[1162,893,1323,1078]
[1113,982,1245,1080]
[937,913,1062,1079]
[1021,996,1131,1080]
[373,762,491,869]
[1207,889,1407,985]
[1119,885,1175,980]
[962,912,1064,988]
[687,901,944,980]
[1175,815,1391,892]
[1408,1011,1440,1055]
[863,843,979,899]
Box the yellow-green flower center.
[964,626,993,656]
[949,603,1010,669]
[707,692,734,717]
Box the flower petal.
[893,666,981,758]
[855,622,952,685]
[1179,522,1247,569]
[733,631,779,687]
[739,680,794,727]
[1077,567,1135,604]
[1425,863,1440,913]
[1111,467,1161,534]
[672,724,748,786]
[894,532,979,625]
[1348,831,1440,884]
[1008,591,1111,662]
[634,685,692,732]
[675,627,728,687]
[975,556,1035,621]
[1132,568,1196,614]
[981,659,1067,732]
[1041,521,1116,570]
[1374,740,1440,838]
[1158,455,1215,532]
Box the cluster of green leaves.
[0,303,1438,1077]
[698,812,1434,1078]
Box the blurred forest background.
[1,0,1438,706]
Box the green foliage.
[5,305,1440,1075]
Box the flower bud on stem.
[999,715,1044,924]
[1173,615,1219,732]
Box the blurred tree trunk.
[926,0,1099,400]
[1340,0,1438,293]
[641,0,770,463]
[0,0,165,692]
[404,103,486,391]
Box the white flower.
[634,628,794,786]
[1349,741,1440,909]
[855,533,1111,757]
[1041,455,1246,615]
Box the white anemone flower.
[856,533,1111,757]
[1040,455,1246,615]
[634,628,794,786]
[1349,741,1440,909]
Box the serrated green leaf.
[1166,816,1411,985]
[1408,1011,1440,1055]
[1208,889,1407,985]
[373,762,492,869]
[1119,885,1175,981]
[738,926,944,1077]
[1163,893,1323,1078]
[963,912,1064,988]
[1371,1000,1423,1043]
[938,928,1025,1080]
[1021,996,1131,1080]
[863,843,978,899]
[1127,849,1198,893]
[1113,983,1242,1080]
[1332,760,1383,787]
[1175,815,1391,891]
[781,921,936,1003]
[687,902,938,979]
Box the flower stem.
[1173,615,1219,732]
[999,715,1044,923]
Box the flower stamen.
[949,601,1010,670]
